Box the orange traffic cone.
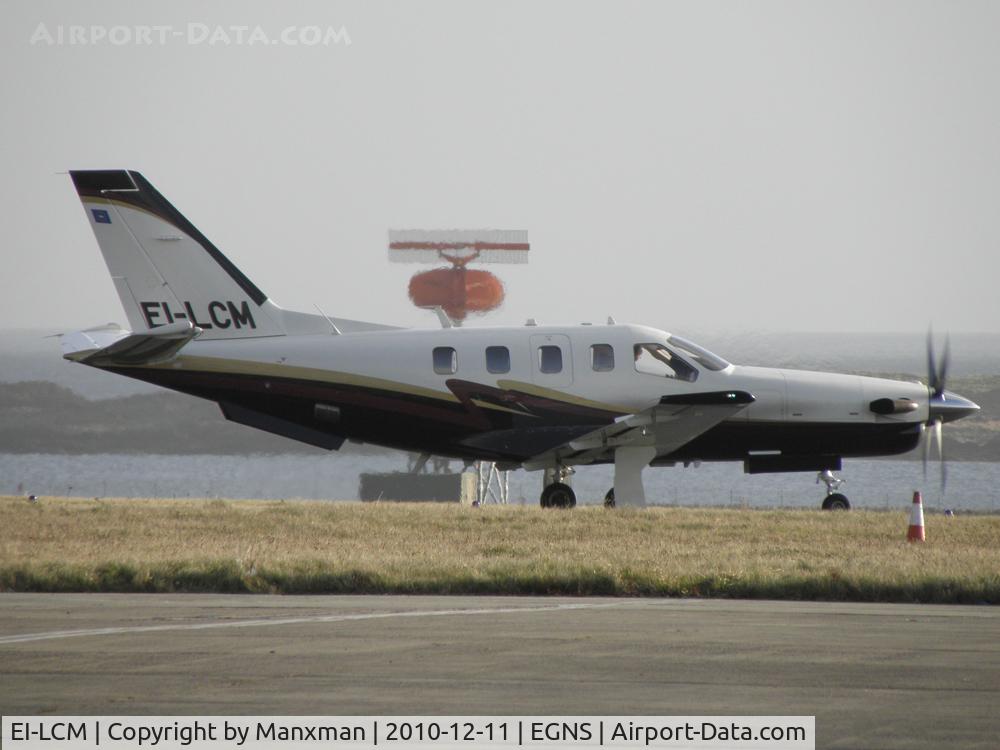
[907,491,926,542]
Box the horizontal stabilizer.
[61,321,199,366]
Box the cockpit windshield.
[667,335,731,371]
[633,343,699,382]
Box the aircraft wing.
[522,390,755,470]
[61,321,200,366]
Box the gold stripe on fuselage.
[135,357,630,415]
[143,355,462,404]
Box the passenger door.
[529,333,574,388]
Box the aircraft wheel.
[540,482,576,509]
[822,493,851,511]
[604,488,616,508]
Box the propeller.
[923,329,951,493]
[917,330,979,494]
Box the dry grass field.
[1,496,998,602]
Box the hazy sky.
[2,1,999,335]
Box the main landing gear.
[541,447,656,509]
[817,470,850,510]
[540,466,576,509]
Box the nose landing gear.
[817,470,850,510]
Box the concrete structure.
[359,472,477,503]
[0,594,997,749]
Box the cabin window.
[485,346,510,374]
[591,344,615,372]
[433,346,457,375]
[633,343,698,382]
[538,345,563,374]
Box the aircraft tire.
[604,488,616,508]
[540,482,576,509]
[822,493,851,511]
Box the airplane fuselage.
[95,322,929,467]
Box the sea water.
[1,453,997,513]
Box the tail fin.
[70,170,284,339]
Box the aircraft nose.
[929,391,980,423]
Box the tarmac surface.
[0,594,997,749]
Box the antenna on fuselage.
[421,306,455,329]
[313,304,342,335]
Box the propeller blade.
[927,328,938,395]
[922,418,944,486]
[922,422,930,482]
[937,334,951,398]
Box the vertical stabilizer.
[69,170,284,339]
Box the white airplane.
[61,170,980,509]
